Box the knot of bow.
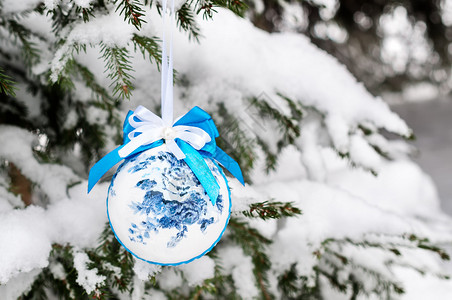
[88,105,244,205]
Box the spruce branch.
[51,56,77,90]
[114,0,146,30]
[195,0,247,18]
[278,264,320,299]
[209,0,247,17]
[214,102,257,182]
[196,251,240,299]
[276,93,404,177]
[276,92,304,120]
[76,224,135,298]
[177,3,201,42]
[256,137,278,172]
[407,234,450,261]
[73,61,116,103]
[277,264,300,298]
[75,5,95,22]
[100,44,135,99]
[228,218,274,299]
[46,244,98,299]
[0,67,17,96]
[249,95,301,150]
[49,4,82,36]
[305,234,451,299]
[6,20,41,65]
[132,34,162,69]
[243,200,302,220]
[49,41,88,86]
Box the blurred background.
[250,0,452,214]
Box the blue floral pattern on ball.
[126,152,223,248]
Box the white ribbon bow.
[117,106,211,160]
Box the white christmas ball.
[107,144,231,265]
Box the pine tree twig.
[242,200,302,220]
[407,234,451,260]
[212,0,248,17]
[75,6,95,22]
[49,41,88,86]
[249,95,301,149]
[6,20,41,65]
[197,3,217,20]
[214,102,257,182]
[256,137,278,172]
[100,44,135,99]
[73,60,116,103]
[177,3,201,42]
[132,34,162,69]
[244,93,304,172]
[308,234,451,299]
[115,0,146,30]
[195,0,248,18]
[0,67,17,96]
[228,218,274,299]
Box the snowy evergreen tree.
[0,0,452,299]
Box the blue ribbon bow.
[88,106,245,205]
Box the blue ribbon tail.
[88,147,124,193]
[88,106,244,197]
[214,147,245,185]
[178,140,220,205]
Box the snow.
[131,276,146,300]
[0,126,80,203]
[178,256,215,286]
[168,10,411,137]
[143,289,167,300]
[1,3,452,299]
[13,83,42,119]
[263,177,418,273]
[0,269,41,300]
[324,114,350,153]
[62,12,137,48]
[218,246,259,299]
[74,0,93,8]
[349,134,383,171]
[0,206,51,283]
[63,109,79,129]
[260,152,452,298]
[73,251,106,294]
[86,106,109,125]
[50,9,146,82]
[49,262,66,280]
[327,157,442,218]
[396,267,452,299]
[0,183,106,285]
[0,0,41,13]
[295,121,327,181]
[157,268,183,291]
[0,178,23,212]
[133,259,162,280]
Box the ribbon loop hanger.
[160,0,175,126]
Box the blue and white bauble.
[107,144,230,265]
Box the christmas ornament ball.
[107,144,231,265]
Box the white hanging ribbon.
[161,0,174,126]
[118,1,211,160]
